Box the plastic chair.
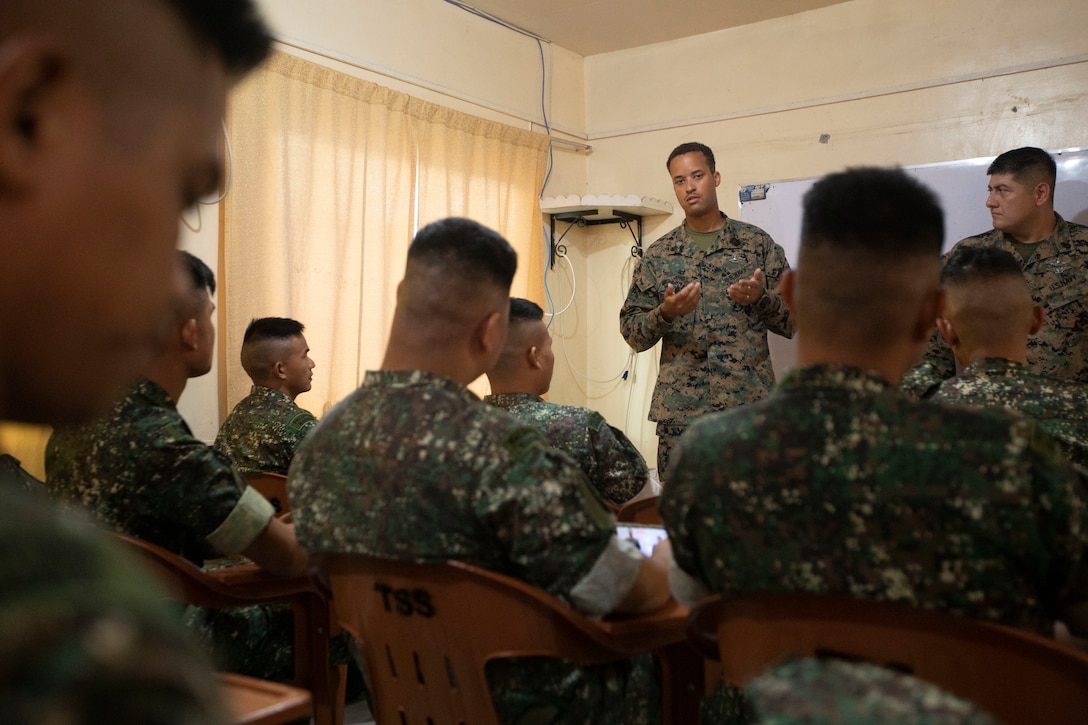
[243,471,291,517]
[616,494,661,525]
[322,554,702,725]
[688,592,1088,725]
[220,672,312,725]
[109,532,345,725]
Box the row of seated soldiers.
[39,168,1088,723]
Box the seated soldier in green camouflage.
[930,246,1088,468]
[484,298,650,507]
[661,168,1088,724]
[215,317,318,474]
[291,217,673,725]
[46,252,311,681]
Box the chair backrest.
[219,672,312,725]
[688,592,1088,725]
[616,495,661,525]
[243,472,291,516]
[322,555,642,725]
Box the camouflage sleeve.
[619,258,672,352]
[586,414,649,505]
[752,237,795,339]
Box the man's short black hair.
[180,250,215,295]
[801,167,944,257]
[162,0,272,76]
[407,217,517,290]
[667,142,716,174]
[510,298,544,323]
[941,246,1024,286]
[243,317,305,344]
[987,147,1056,189]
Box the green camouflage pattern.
[930,357,1088,468]
[619,216,794,426]
[907,214,1088,395]
[0,487,227,724]
[747,657,997,724]
[290,369,660,725]
[661,364,1088,636]
[483,392,647,505]
[214,385,317,475]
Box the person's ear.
[936,315,958,348]
[780,269,796,315]
[1034,181,1052,207]
[527,344,542,370]
[912,288,944,344]
[1029,304,1045,336]
[273,360,287,380]
[477,311,505,358]
[180,318,198,350]
[0,38,67,193]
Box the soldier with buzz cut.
[215,316,318,474]
[620,141,794,478]
[485,297,649,507]
[929,246,1088,468]
[291,217,673,725]
[661,167,1088,723]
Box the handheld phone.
[615,524,668,555]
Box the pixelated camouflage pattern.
[290,369,659,725]
[484,392,647,505]
[0,487,228,724]
[214,385,317,475]
[908,214,1088,394]
[747,657,997,725]
[654,423,687,479]
[931,357,1088,468]
[620,216,794,425]
[661,364,1088,637]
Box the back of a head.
[406,217,517,292]
[940,246,1035,352]
[241,317,305,382]
[490,298,545,379]
[987,146,1056,195]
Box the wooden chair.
[616,494,661,525]
[219,672,312,725]
[688,592,1088,725]
[322,554,702,725]
[109,532,345,725]
[243,471,291,517]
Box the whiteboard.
[738,147,1088,374]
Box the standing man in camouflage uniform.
[0,0,274,720]
[216,317,318,474]
[905,146,1088,396]
[930,246,1088,468]
[47,252,310,681]
[485,298,650,507]
[291,217,672,725]
[660,168,1088,720]
[620,142,794,477]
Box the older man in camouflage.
[291,217,672,725]
[620,141,794,477]
[930,246,1088,468]
[661,168,1088,723]
[485,297,649,507]
[904,146,1088,397]
[215,317,318,474]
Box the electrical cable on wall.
[181,119,234,234]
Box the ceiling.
[455,0,853,56]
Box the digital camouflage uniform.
[291,369,661,725]
[662,364,1088,723]
[620,215,794,473]
[930,357,1088,468]
[904,214,1088,397]
[214,385,318,475]
[0,486,228,724]
[42,379,302,682]
[483,392,647,506]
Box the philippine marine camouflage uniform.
[904,214,1088,397]
[214,385,318,475]
[0,486,228,724]
[42,379,304,683]
[291,370,661,725]
[930,357,1088,469]
[661,364,1088,723]
[620,215,794,472]
[483,392,648,506]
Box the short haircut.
[243,317,305,344]
[941,246,1024,287]
[510,298,544,324]
[162,0,272,76]
[801,167,944,257]
[987,147,1056,189]
[407,217,516,290]
[180,250,216,295]
[667,142,716,174]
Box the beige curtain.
[223,51,548,416]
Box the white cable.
[545,253,577,318]
[200,119,234,206]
